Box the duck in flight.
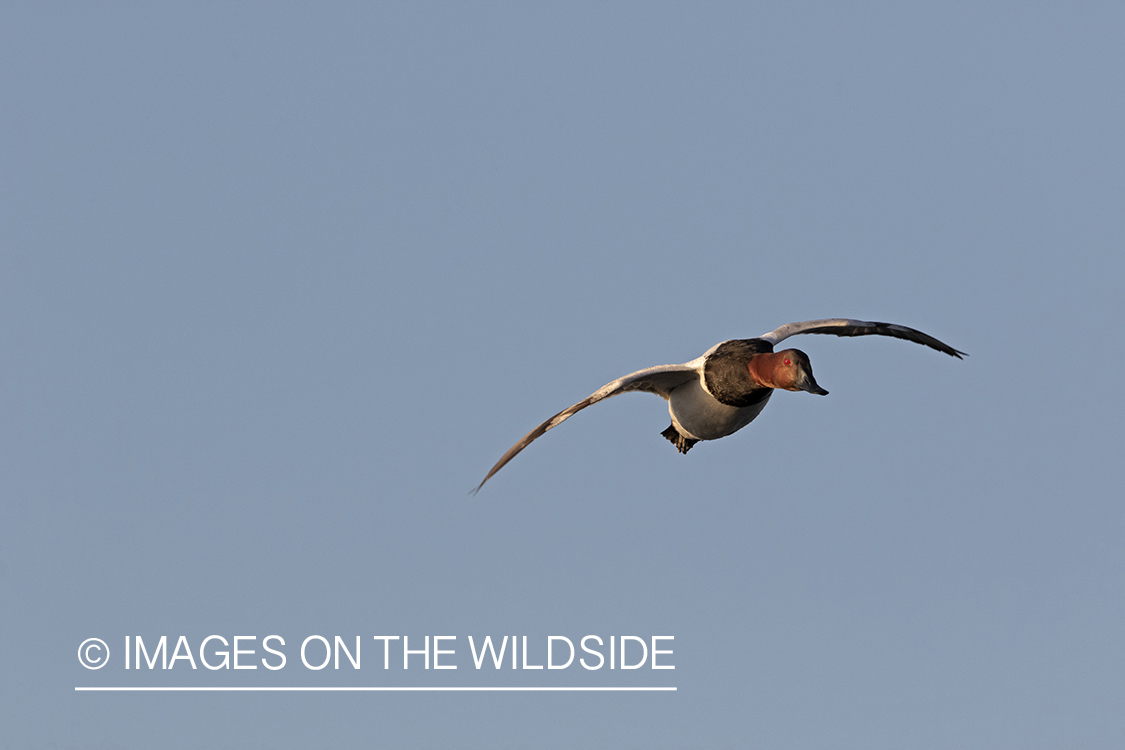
[475,318,965,492]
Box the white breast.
[667,380,772,441]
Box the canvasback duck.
[475,318,965,492]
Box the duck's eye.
[783,358,791,366]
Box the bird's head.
[748,349,829,395]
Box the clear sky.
[2,3,1123,748]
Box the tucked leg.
[661,424,698,454]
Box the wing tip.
[471,463,504,495]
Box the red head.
[747,349,828,395]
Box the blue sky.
[2,3,1123,748]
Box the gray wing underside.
[473,361,702,493]
[759,318,966,359]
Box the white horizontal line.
[75,686,676,692]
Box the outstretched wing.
[759,318,966,359]
[474,361,703,493]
